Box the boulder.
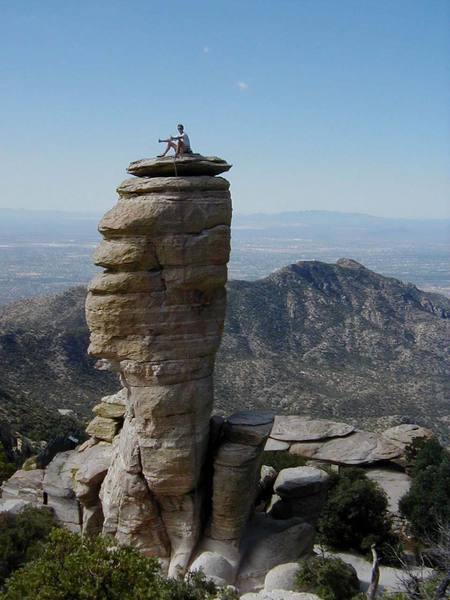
[383,424,434,449]
[127,155,232,177]
[86,416,120,443]
[101,388,127,405]
[189,550,235,586]
[273,467,329,498]
[0,498,30,515]
[271,416,354,442]
[289,430,402,465]
[264,439,290,452]
[269,467,330,523]
[0,468,44,506]
[263,562,300,592]
[93,402,126,419]
[236,514,314,593]
[225,411,275,446]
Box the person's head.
[177,123,184,132]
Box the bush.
[295,555,360,600]
[0,507,57,586]
[399,438,450,542]
[317,468,400,563]
[0,528,238,600]
[262,450,306,472]
[0,444,16,486]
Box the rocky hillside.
[1,259,449,441]
[0,288,114,439]
[216,259,450,439]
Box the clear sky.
[1,0,449,218]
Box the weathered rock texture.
[83,155,232,573]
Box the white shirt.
[180,132,191,150]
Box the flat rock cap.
[128,155,232,178]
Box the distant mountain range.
[1,259,448,442]
[1,207,448,242]
[1,208,448,307]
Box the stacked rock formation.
[83,155,233,573]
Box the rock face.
[0,469,44,508]
[211,411,274,543]
[289,430,402,465]
[83,155,232,573]
[270,417,354,442]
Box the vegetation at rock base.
[0,528,238,600]
[295,555,360,599]
[400,438,450,543]
[0,507,57,587]
[262,450,306,471]
[317,467,400,564]
[0,444,16,486]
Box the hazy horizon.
[1,205,449,223]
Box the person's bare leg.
[158,141,177,157]
[175,141,186,158]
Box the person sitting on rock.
[158,124,193,157]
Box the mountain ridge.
[1,259,448,441]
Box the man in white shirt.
[158,124,193,157]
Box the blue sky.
[0,0,449,218]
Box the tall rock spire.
[85,155,232,572]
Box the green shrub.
[0,528,238,600]
[295,555,360,600]
[0,444,16,486]
[0,507,57,586]
[317,468,400,563]
[399,438,450,542]
[262,450,306,471]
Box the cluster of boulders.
[267,416,432,467]
[1,412,433,595]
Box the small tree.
[317,468,399,563]
[295,555,360,600]
[0,444,16,486]
[0,528,238,600]
[0,507,57,586]
[400,439,450,543]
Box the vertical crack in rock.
[84,156,232,573]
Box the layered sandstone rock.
[84,155,232,573]
[210,411,274,543]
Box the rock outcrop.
[81,155,233,573]
[264,417,433,467]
